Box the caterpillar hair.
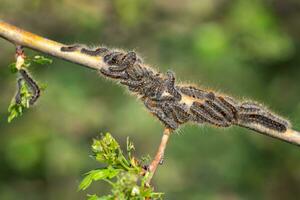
[236,102,290,133]
[61,44,292,136]
[19,69,40,105]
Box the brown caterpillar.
[18,69,40,105]
[61,45,291,134]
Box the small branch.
[1,21,300,146]
[0,20,105,70]
[147,128,172,184]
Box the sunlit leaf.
[79,167,120,190]
[32,55,53,65]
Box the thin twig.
[1,20,300,146]
[147,128,172,184]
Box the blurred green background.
[0,0,300,199]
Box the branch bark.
[0,20,104,70]
[1,20,300,148]
[147,128,172,184]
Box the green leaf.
[7,104,22,123]
[79,168,120,191]
[87,194,100,200]
[87,194,113,200]
[9,62,18,73]
[81,133,164,199]
[32,55,53,65]
[23,60,31,68]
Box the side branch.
[147,128,172,184]
[0,20,104,70]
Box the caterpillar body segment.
[81,47,109,56]
[179,85,207,99]
[165,70,182,101]
[190,101,232,127]
[171,103,191,124]
[99,67,129,80]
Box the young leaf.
[32,55,53,65]
[79,167,120,190]
[81,133,164,199]
[9,62,18,73]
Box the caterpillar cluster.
[15,69,40,106]
[61,45,291,134]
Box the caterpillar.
[61,45,291,135]
[18,69,40,105]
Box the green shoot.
[79,133,163,200]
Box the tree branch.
[0,20,104,70]
[1,20,300,149]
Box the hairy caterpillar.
[18,69,40,105]
[61,45,291,135]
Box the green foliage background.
[0,0,300,199]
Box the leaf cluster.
[79,133,163,200]
[7,55,51,122]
